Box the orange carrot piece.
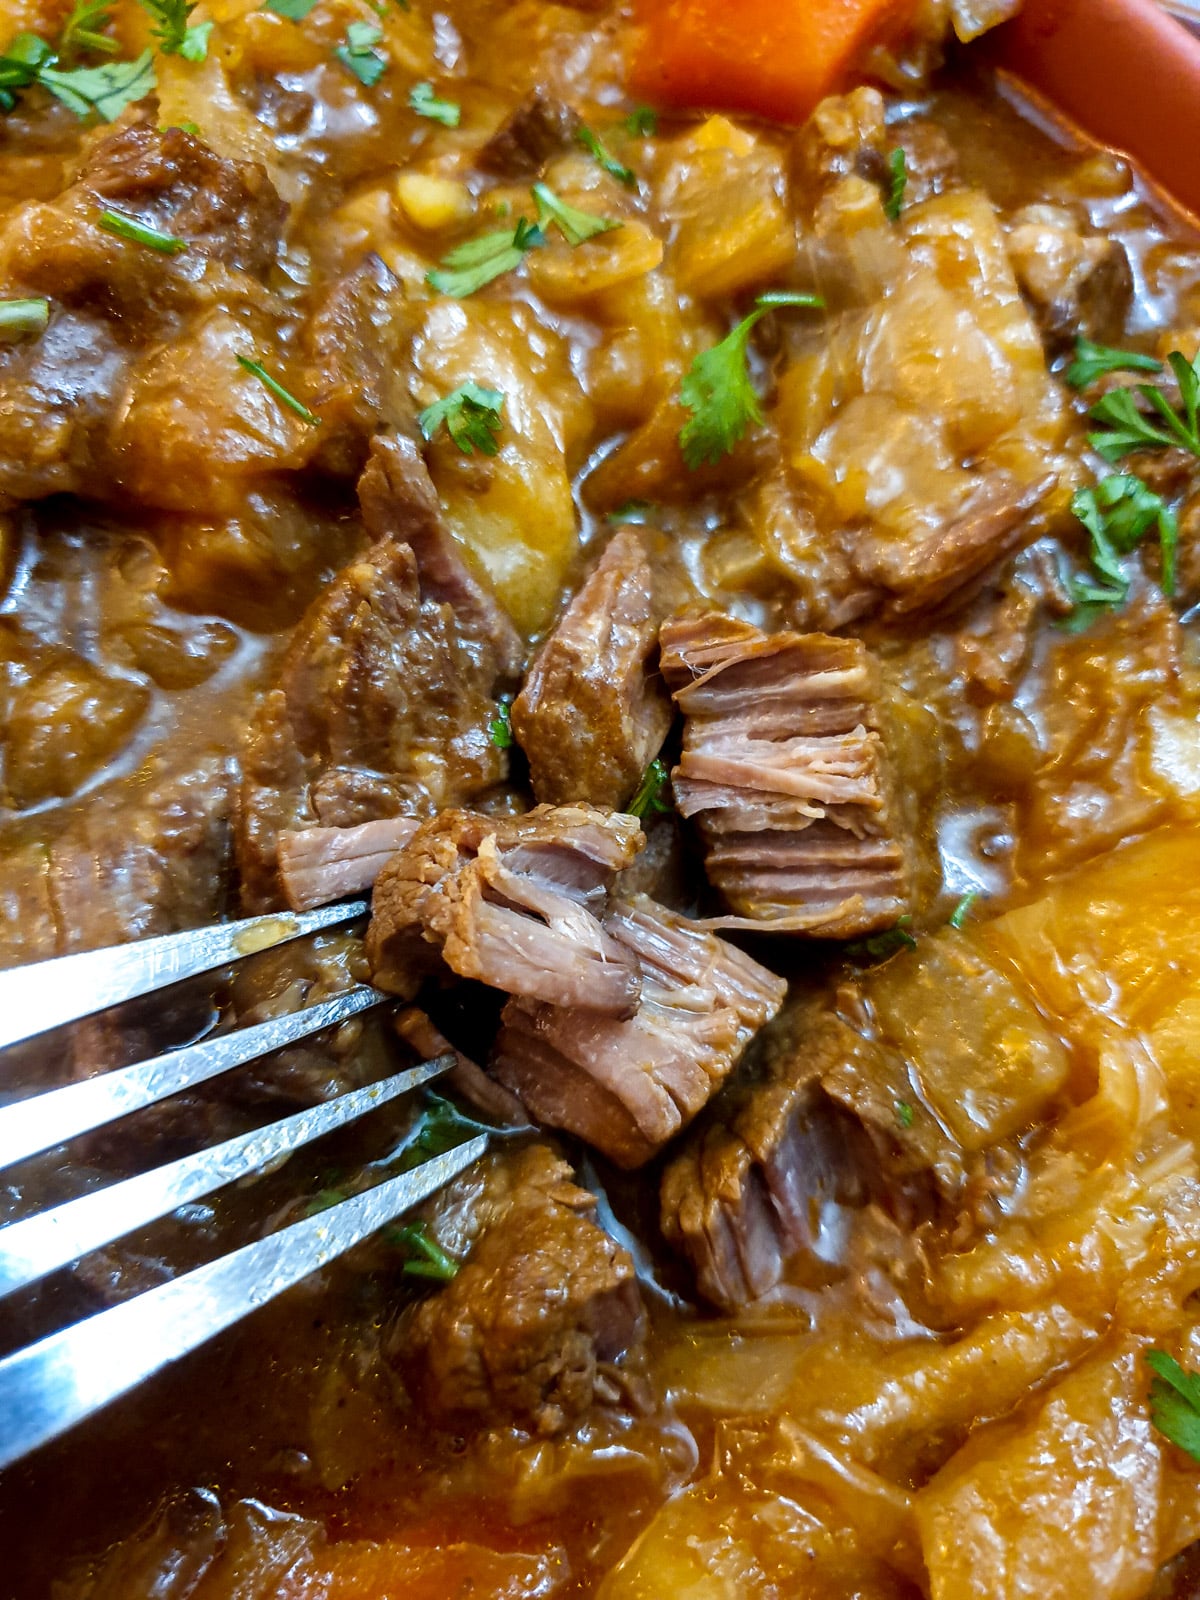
[630,0,919,125]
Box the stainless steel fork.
[0,899,488,1473]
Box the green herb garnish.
[427,215,546,298]
[948,890,979,930]
[1088,350,1200,464]
[625,105,656,136]
[1065,472,1178,626]
[895,1101,915,1129]
[261,0,318,17]
[37,47,155,119]
[135,0,211,58]
[628,757,671,820]
[236,355,321,427]
[386,1219,460,1282]
[0,32,53,109]
[846,917,917,964]
[884,146,906,222]
[489,699,513,749]
[409,79,459,126]
[1147,1351,1200,1462]
[532,181,619,246]
[99,208,186,253]
[577,124,635,187]
[336,20,385,85]
[679,289,824,468]
[399,1091,493,1171]
[0,297,49,339]
[1067,337,1163,390]
[60,0,117,56]
[606,500,653,524]
[419,381,505,456]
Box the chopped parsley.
[884,146,907,221]
[409,79,459,126]
[1088,350,1200,463]
[577,124,635,187]
[261,0,319,17]
[1147,1351,1200,1462]
[895,1101,915,1129]
[532,182,619,245]
[846,917,917,964]
[427,215,546,298]
[60,0,117,56]
[0,297,49,339]
[99,208,186,253]
[419,381,505,456]
[1067,336,1163,390]
[625,105,657,137]
[679,289,824,469]
[36,47,155,119]
[606,500,653,524]
[398,1091,494,1171]
[628,757,671,820]
[385,1219,460,1282]
[235,355,322,427]
[135,0,211,59]
[1064,472,1177,626]
[0,33,53,108]
[490,699,513,748]
[948,890,979,929]
[336,20,385,86]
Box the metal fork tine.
[0,1135,488,1473]
[0,899,370,1053]
[0,985,387,1173]
[0,1056,455,1301]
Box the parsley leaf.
[38,47,154,119]
[489,699,513,749]
[0,33,53,110]
[1067,336,1163,390]
[236,355,321,427]
[948,890,979,929]
[628,757,671,820]
[135,0,211,59]
[419,381,505,456]
[577,124,635,187]
[261,0,319,17]
[0,297,49,338]
[1088,351,1200,463]
[427,216,546,298]
[606,500,653,524]
[1147,1351,1200,1461]
[336,20,385,86]
[99,208,186,253]
[679,289,824,469]
[845,917,917,964]
[1067,472,1178,620]
[398,1090,493,1171]
[409,79,459,126]
[884,146,907,222]
[532,182,619,245]
[385,1219,460,1282]
[60,0,117,56]
[895,1101,915,1129]
[625,105,656,136]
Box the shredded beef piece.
[477,90,582,179]
[276,816,420,912]
[659,612,910,936]
[392,1005,529,1125]
[389,1142,646,1435]
[366,804,644,1012]
[660,1010,876,1311]
[1005,203,1132,354]
[512,528,673,810]
[493,895,786,1168]
[237,438,515,910]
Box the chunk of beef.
[388,1142,646,1435]
[1005,203,1132,354]
[492,895,786,1168]
[392,1005,529,1126]
[477,90,582,179]
[660,1009,877,1311]
[512,528,672,810]
[366,804,645,1012]
[238,440,517,910]
[276,816,420,912]
[659,613,910,936]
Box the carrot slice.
[630,0,920,125]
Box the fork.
[0,899,488,1473]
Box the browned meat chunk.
[366,804,645,1012]
[237,438,516,910]
[659,613,910,936]
[511,527,673,810]
[389,1142,645,1435]
[276,816,420,912]
[392,1006,529,1125]
[477,90,582,178]
[492,895,786,1168]
[660,1010,876,1311]
[1005,203,1132,354]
